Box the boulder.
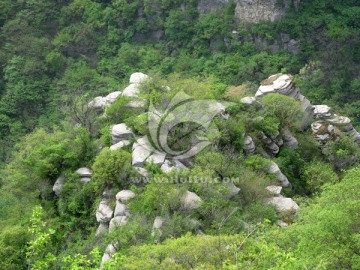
[53,175,65,196]
[151,216,165,238]
[226,182,241,198]
[147,151,166,166]
[88,96,107,109]
[122,84,140,97]
[105,91,122,104]
[96,199,114,223]
[129,72,149,84]
[132,138,153,167]
[276,220,289,228]
[240,96,256,105]
[95,223,109,236]
[109,216,128,231]
[313,105,333,119]
[266,186,282,196]
[114,201,127,217]
[75,167,92,177]
[281,128,298,149]
[161,159,187,173]
[111,124,133,143]
[268,197,299,212]
[110,140,131,151]
[116,190,136,202]
[182,191,202,210]
[80,177,91,184]
[134,167,149,177]
[243,136,256,154]
[268,161,291,187]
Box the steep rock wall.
[198,0,302,23]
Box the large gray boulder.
[132,137,154,167]
[182,191,202,210]
[114,201,128,217]
[96,199,114,223]
[243,135,256,154]
[268,161,291,187]
[122,84,140,97]
[268,196,299,212]
[116,190,136,202]
[266,186,282,196]
[111,124,133,143]
[129,72,149,84]
[105,91,122,104]
[88,96,107,110]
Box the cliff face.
[198,0,302,23]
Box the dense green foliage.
[0,0,359,269]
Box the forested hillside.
[0,0,359,269]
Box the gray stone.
[96,223,109,236]
[161,159,187,173]
[53,175,65,196]
[281,128,298,149]
[116,190,136,202]
[147,151,166,166]
[226,182,241,198]
[268,196,299,212]
[109,216,128,231]
[114,201,127,217]
[96,199,113,223]
[266,186,282,196]
[243,135,256,153]
[122,84,140,97]
[110,140,131,151]
[276,220,289,228]
[105,91,122,104]
[111,124,133,143]
[75,167,92,177]
[313,105,333,119]
[129,72,149,84]
[88,96,107,109]
[182,191,202,210]
[268,161,291,187]
[240,96,256,105]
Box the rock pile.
[311,105,360,144]
[99,190,136,266]
[88,72,149,110]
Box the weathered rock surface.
[96,223,109,237]
[110,140,131,151]
[240,96,256,105]
[281,128,298,149]
[268,161,291,187]
[114,201,128,217]
[53,175,65,196]
[161,159,187,173]
[109,216,128,231]
[243,135,256,154]
[96,199,114,223]
[75,167,92,183]
[151,216,165,238]
[182,191,202,210]
[129,72,149,84]
[226,182,241,198]
[116,190,136,202]
[111,124,133,144]
[266,186,282,196]
[268,196,299,212]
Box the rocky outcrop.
[96,199,114,223]
[311,106,360,145]
[151,216,165,240]
[88,72,149,110]
[197,0,302,23]
[268,161,290,187]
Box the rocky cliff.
[198,0,302,22]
